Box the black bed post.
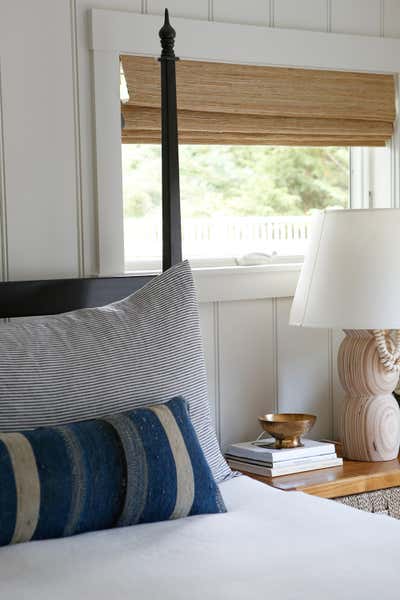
[159,8,182,271]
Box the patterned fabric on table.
[0,397,226,547]
[0,260,231,483]
[335,487,400,519]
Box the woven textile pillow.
[0,397,226,547]
[0,261,231,483]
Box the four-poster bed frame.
[0,9,180,319]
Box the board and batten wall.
[0,0,398,449]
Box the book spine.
[225,453,337,468]
[227,457,343,477]
[227,444,336,464]
[268,458,343,476]
[227,459,269,476]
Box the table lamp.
[290,208,400,462]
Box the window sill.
[125,262,302,303]
[193,263,302,302]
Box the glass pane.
[122,145,350,269]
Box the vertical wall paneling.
[331,0,381,36]
[0,1,79,280]
[331,329,345,440]
[383,0,400,38]
[218,299,275,450]
[0,61,8,282]
[70,0,84,276]
[327,329,334,437]
[199,302,219,432]
[276,298,332,440]
[326,0,332,32]
[147,0,209,19]
[380,0,385,37]
[213,302,222,441]
[208,0,213,21]
[269,0,275,27]
[274,0,328,32]
[272,297,279,412]
[213,0,270,26]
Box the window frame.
[90,9,400,299]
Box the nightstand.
[240,456,400,518]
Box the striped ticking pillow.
[0,397,226,547]
[0,261,231,483]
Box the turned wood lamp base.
[338,330,400,462]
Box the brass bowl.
[257,413,317,449]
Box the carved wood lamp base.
[338,330,400,462]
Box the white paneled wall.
[218,299,276,449]
[147,0,209,19]
[384,0,400,37]
[273,0,328,31]
[331,0,382,36]
[276,299,331,441]
[0,1,80,280]
[213,0,270,25]
[0,0,398,447]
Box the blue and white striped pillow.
[0,261,231,483]
[0,397,226,547]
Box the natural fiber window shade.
[120,55,396,146]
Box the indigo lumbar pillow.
[0,261,231,483]
[0,397,226,547]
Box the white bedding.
[1,475,399,600]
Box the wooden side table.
[240,456,400,500]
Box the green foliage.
[122,144,349,219]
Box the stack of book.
[225,438,343,477]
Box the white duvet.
[1,475,399,600]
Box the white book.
[227,455,343,477]
[226,438,336,464]
[224,452,338,469]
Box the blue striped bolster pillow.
[0,397,226,546]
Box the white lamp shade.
[290,208,400,330]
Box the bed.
[1,475,400,599]
[0,9,400,600]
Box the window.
[122,144,350,271]
[119,55,394,272]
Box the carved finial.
[159,8,176,59]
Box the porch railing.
[124,215,311,259]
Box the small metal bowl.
[257,413,317,449]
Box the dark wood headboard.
[0,9,181,320]
[0,275,153,319]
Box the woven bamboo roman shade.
[120,56,396,147]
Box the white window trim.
[125,254,305,273]
[125,256,304,301]
[90,10,400,299]
[391,76,400,210]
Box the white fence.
[124,215,311,260]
